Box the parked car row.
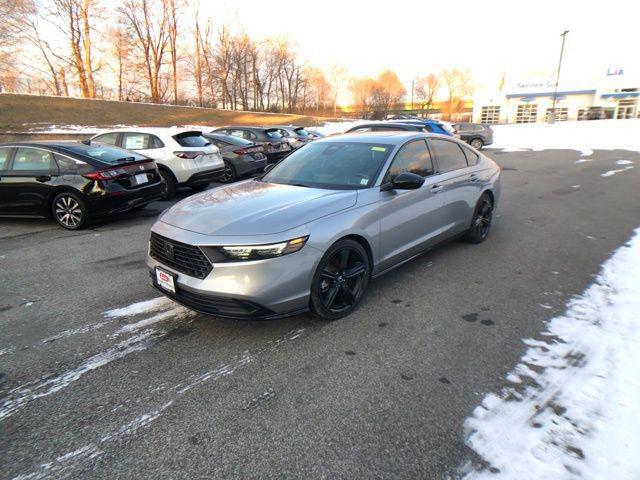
[0,119,491,231]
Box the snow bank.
[463,227,640,479]
[490,119,640,155]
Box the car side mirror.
[389,172,425,190]
[263,164,275,173]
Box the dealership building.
[472,68,639,124]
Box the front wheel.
[52,192,90,230]
[464,193,493,243]
[470,138,484,150]
[310,239,371,320]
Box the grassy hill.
[0,93,327,134]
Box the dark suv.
[210,126,292,163]
[453,123,493,150]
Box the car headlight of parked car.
[214,236,309,261]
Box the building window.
[480,106,500,124]
[545,107,568,122]
[516,104,537,123]
[616,99,637,119]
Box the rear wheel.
[159,169,176,200]
[52,192,90,230]
[218,161,237,183]
[470,138,484,150]
[464,193,493,243]
[310,239,370,320]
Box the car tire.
[470,138,484,150]
[310,239,371,320]
[218,161,237,183]
[51,191,90,230]
[159,169,176,200]
[190,184,209,192]
[464,193,494,244]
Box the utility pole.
[410,79,414,113]
[549,30,569,123]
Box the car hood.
[160,180,357,236]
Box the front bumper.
[146,222,322,317]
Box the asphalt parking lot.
[2,148,640,479]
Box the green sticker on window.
[371,146,386,152]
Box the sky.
[200,0,640,99]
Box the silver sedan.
[147,132,501,320]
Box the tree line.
[0,0,473,119]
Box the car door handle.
[430,184,443,193]
[35,175,52,183]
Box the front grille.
[149,232,212,279]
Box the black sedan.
[0,141,164,230]
[210,126,292,163]
[203,133,268,183]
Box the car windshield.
[62,143,148,164]
[262,142,392,190]
[173,132,211,147]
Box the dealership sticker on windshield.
[371,146,386,152]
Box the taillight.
[173,151,205,159]
[233,148,248,155]
[83,167,128,181]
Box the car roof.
[347,122,423,130]
[93,127,200,135]
[215,126,278,131]
[317,131,449,146]
[0,140,90,150]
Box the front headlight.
[217,236,309,261]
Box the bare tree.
[4,0,63,95]
[370,69,406,118]
[164,0,181,104]
[119,0,169,103]
[441,69,473,120]
[329,64,346,117]
[414,73,440,118]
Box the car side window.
[55,154,88,173]
[122,133,151,150]
[384,140,433,182]
[461,145,479,166]
[351,127,372,133]
[150,135,165,148]
[0,147,12,170]
[430,139,468,173]
[247,131,258,140]
[93,132,118,145]
[229,129,245,139]
[12,147,57,172]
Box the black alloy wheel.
[464,193,493,243]
[52,192,89,230]
[311,239,370,320]
[218,161,237,183]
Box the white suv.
[91,128,225,199]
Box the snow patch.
[490,119,640,154]
[462,226,640,479]
[601,166,634,177]
[0,330,161,421]
[614,160,633,165]
[103,297,173,318]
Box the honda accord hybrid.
[147,132,501,320]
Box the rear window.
[293,128,310,137]
[265,129,283,139]
[221,136,254,146]
[173,132,211,147]
[62,144,148,165]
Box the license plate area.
[155,267,176,293]
[133,173,148,185]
